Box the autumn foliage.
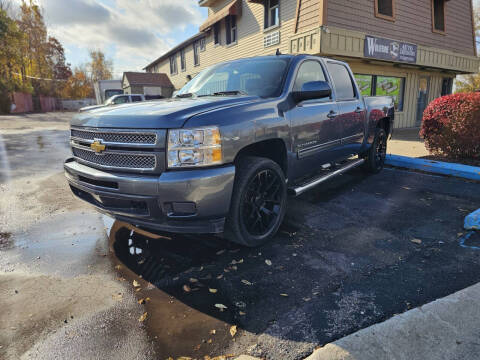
[420,93,480,160]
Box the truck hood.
[70,96,259,129]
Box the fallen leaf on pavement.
[115,265,121,270]
[210,329,216,335]
[183,285,192,292]
[230,325,237,337]
[241,279,252,286]
[209,288,218,293]
[112,293,123,301]
[215,304,227,311]
[265,259,272,266]
[138,312,147,322]
[132,280,140,287]
[138,298,145,304]
[411,238,422,244]
[207,338,213,344]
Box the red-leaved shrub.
[420,93,480,159]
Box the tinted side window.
[327,63,356,100]
[131,96,142,102]
[113,96,128,104]
[293,60,326,91]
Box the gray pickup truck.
[65,55,394,247]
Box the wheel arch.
[234,138,288,176]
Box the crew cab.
[65,55,394,247]
[79,94,146,112]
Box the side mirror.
[292,81,332,103]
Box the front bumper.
[64,158,235,233]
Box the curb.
[305,282,480,360]
[385,154,480,181]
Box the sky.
[9,0,480,79]
[12,0,208,78]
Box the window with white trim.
[225,15,237,45]
[193,41,200,66]
[180,48,186,72]
[169,55,177,75]
[264,0,279,29]
[213,22,220,45]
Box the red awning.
[199,0,242,32]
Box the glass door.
[416,76,430,126]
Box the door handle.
[355,107,364,113]
[327,111,338,119]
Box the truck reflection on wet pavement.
[107,167,480,360]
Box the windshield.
[177,57,291,98]
[105,89,123,99]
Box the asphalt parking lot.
[1,113,479,360]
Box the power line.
[12,72,67,81]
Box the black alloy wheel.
[363,127,388,174]
[225,157,287,247]
[241,169,283,237]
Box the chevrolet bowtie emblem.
[90,139,106,154]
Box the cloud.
[43,0,110,25]
[108,24,157,48]
[34,0,204,76]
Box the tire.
[363,127,387,174]
[225,156,287,247]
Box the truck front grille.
[72,147,156,170]
[71,129,157,145]
[70,127,165,173]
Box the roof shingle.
[123,72,173,87]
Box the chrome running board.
[288,158,365,196]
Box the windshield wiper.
[175,93,195,98]
[213,90,247,96]
[198,90,247,97]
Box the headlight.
[167,127,222,168]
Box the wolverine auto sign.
[364,35,417,64]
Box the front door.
[284,59,340,180]
[416,76,430,126]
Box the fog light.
[163,202,197,216]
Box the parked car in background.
[79,94,146,112]
[93,80,123,105]
[66,55,394,246]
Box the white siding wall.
[154,0,297,90]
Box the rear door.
[326,61,366,154]
[284,59,340,179]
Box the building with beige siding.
[144,0,479,128]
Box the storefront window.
[354,74,373,96]
[354,74,405,111]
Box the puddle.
[108,221,235,358]
[6,211,107,277]
[0,232,13,250]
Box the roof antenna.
[275,48,281,56]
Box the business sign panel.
[364,35,417,63]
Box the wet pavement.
[1,113,480,360]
